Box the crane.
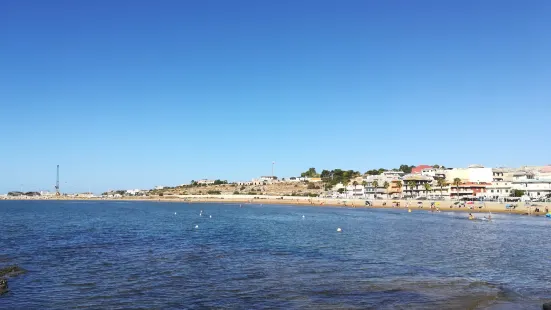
[55,165,60,196]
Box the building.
[411,165,433,174]
[196,179,215,185]
[345,184,366,198]
[387,180,403,198]
[446,165,492,183]
[402,175,433,198]
[154,186,165,190]
[512,179,551,199]
[381,170,405,178]
[483,181,513,201]
[512,171,535,181]
[126,189,142,196]
[449,182,490,199]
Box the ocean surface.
[1,200,550,309]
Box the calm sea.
[1,200,550,309]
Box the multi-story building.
[482,181,512,200]
[446,165,493,183]
[402,175,433,198]
[449,182,490,199]
[512,179,551,199]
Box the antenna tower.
[55,165,60,196]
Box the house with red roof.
[411,165,433,174]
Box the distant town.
[2,164,551,203]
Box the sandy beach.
[12,194,550,216]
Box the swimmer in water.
[468,213,474,220]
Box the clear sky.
[1,0,550,193]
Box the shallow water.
[1,200,550,309]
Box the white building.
[446,165,493,183]
[381,171,405,178]
[483,181,513,201]
[196,179,215,185]
[345,184,366,198]
[512,179,551,199]
[154,186,165,190]
[126,189,142,195]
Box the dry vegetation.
[154,182,324,197]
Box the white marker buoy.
[337,227,342,232]
[209,215,212,218]
[302,215,305,219]
[195,225,199,229]
[174,212,177,215]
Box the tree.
[337,188,345,194]
[437,179,447,197]
[396,181,403,198]
[511,189,525,197]
[399,164,415,174]
[371,180,379,198]
[383,181,390,198]
[433,165,440,169]
[320,170,331,179]
[301,168,319,178]
[407,181,416,197]
[424,183,432,197]
[362,181,368,187]
[213,179,227,185]
[453,178,462,199]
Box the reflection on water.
[1,201,550,309]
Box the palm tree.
[437,178,447,198]
[372,180,379,198]
[383,181,390,198]
[343,180,349,198]
[396,181,403,198]
[453,178,462,200]
[407,181,416,198]
[361,181,368,198]
[352,181,358,198]
[424,183,432,198]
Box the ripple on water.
[0,201,550,309]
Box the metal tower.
[55,165,60,196]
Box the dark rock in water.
[543,302,551,310]
[0,266,26,278]
[0,279,7,295]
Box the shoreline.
[3,195,550,216]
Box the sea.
[1,200,550,309]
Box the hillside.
[151,182,324,197]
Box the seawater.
[1,200,550,309]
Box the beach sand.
[7,195,550,216]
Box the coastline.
[4,195,550,216]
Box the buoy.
[195,225,199,229]
[209,215,212,218]
[408,209,412,213]
[337,227,342,232]
[174,212,177,215]
[302,215,305,219]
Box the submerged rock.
[0,266,26,296]
[0,279,7,295]
[0,266,26,278]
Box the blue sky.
[1,0,550,193]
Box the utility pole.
[272,161,275,179]
[55,165,60,196]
